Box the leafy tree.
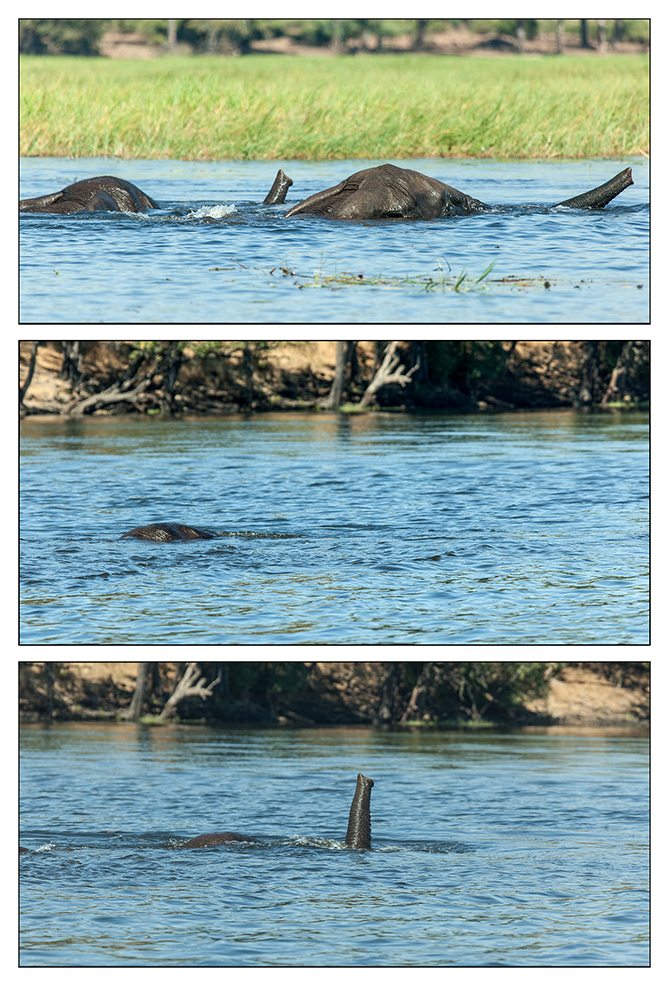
[399,661,559,724]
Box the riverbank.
[19,341,650,417]
[20,54,648,160]
[19,662,649,729]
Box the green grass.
[20,53,648,160]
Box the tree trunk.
[121,662,154,721]
[597,20,608,53]
[67,376,151,415]
[409,341,429,385]
[45,662,56,718]
[330,20,345,54]
[157,343,183,415]
[346,341,360,383]
[578,342,601,406]
[400,663,434,723]
[556,20,564,53]
[59,341,83,390]
[242,345,254,404]
[413,19,428,51]
[375,663,401,724]
[601,341,633,405]
[320,341,348,409]
[20,341,39,406]
[611,20,624,50]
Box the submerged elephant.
[121,523,217,541]
[283,163,634,219]
[20,164,633,219]
[19,170,291,215]
[19,175,159,214]
[179,772,374,850]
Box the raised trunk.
[345,773,374,849]
[263,169,293,205]
[555,168,633,209]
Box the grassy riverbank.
[20,53,648,160]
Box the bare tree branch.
[359,341,418,408]
[158,663,221,720]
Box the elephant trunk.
[264,169,293,205]
[555,167,633,209]
[345,773,374,849]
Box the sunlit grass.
[20,53,648,160]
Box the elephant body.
[20,176,159,214]
[121,523,217,541]
[284,163,634,219]
[180,772,374,850]
[180,832,255,847]
[285,164,487,219]
[20,164,634,219]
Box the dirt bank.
[522,664,649,727]
[19,341,649,417]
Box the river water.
[19,722,649,967]
[19,409,649,645]
[19,156,648,323]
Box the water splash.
[184,204,236,220]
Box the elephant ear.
[85,190,122,211]
[284,177,362,217]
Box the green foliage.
[225,662,311,710]
[17,19,651,55]
[425,341,509,389]
[430,662,559,722]
[19,19,104,55]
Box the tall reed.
[20,54,648,160]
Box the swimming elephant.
[20,169,292,214]
[283,163,634,219]
[121,523,217,541]
[19,176,159,214]
[180,772,374,850]
[20,164,633,219]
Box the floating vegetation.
[207,258,645,295]
[292,260,497,292]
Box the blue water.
[19,156,648,323]
[19,722,649,967]
[19,410,649,645]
